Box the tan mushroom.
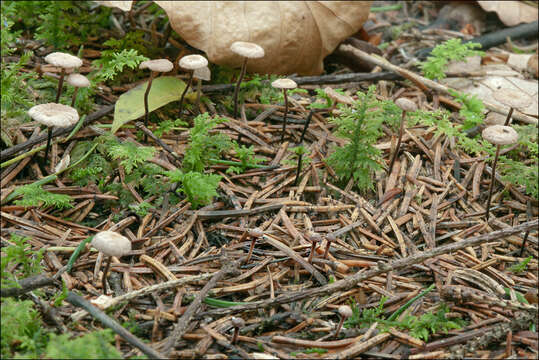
[482,125,519,221]
[388,97,418,175]
[139,59,174,141]
[335,305,353,337]
[230,41,265,118]
[28,103,79,168]
[306,231,322,264]
[91,230,132,295]
[492,88,531,126]
[193,65,211,112]
[44,52,83,103]
[178,54,208,116]
[272,78,298,141]
[230,317,245,344]
[66,73,90,107]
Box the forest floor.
[1,1,538,359]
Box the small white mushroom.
[193,65,211,112]
[306,231,322,264]
[324,87,355,106]
[388,97,418,175]
[91,231,132,295]
[272,78,298,141]
[335,305,353,337]
[484,112,506,126]
[44,52,83,103]
[139,58,174,140]
[230,317,245,344]
[66,73,90,107]
[481,125,519,221]
[244,227,264,264]
[178,55,208,116]
[28,103,79,167]
[230,41,265,118]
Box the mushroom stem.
[388,110,406,175]
[143,71,156,142]
[294,151,303,186]
[195,78,202,114]
[55,68,66,103]
[44,127,53,166]
[280,89,290,142]
[334,315,345,338]
[519,200,532,256]
[178,70,194,116]
[231,327,240,344]
[504,107,514,126]
[102,255,112,295]
[323,239,333,259]
[233,58,248,119]
[245,238,257,263]
[485,145,501,222]
[308,240,317,264]
[70,87,79,108]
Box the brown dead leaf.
[153,1,371,75]
[477,1,538,26]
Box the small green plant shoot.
[420,38,484,80]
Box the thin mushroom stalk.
[482,125,519,222]
[143,71,156,142]
[70,87,79,107]
[388,98,417,175]
[178,70,194,116]
[101,255,112,296]
[44,127,53,166]
[280,88,290,142]
[233,58,248,119]
[55,68,66,103]
[138,59,173,142]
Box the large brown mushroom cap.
[28,103,79,128]
[271,78,298,90]
[91,230,132,257]
[395,98,418,112]
[139,59,174,73]
[230,41,265,59]
[44,52,83,69]
[482,125,519,145]
[179,55,208,70]
[492,88,531,110]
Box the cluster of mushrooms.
[27,52,90,170]
[26,40,529,344]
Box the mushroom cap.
[492,88,531,110]
[139,59,173,73]
[482,125,519,146]
[66,73,90,88]
[338,305,353,318]
[248,228,264,238]
[179,54,208,70]
[306,231,322,243]
[193,66,211,81]
[91,230,132,257]
[326,233,337,242]
[231,317,245,327]
[44,52,83,69]
[324,87,354,105]
[28,103,79,128]
[230,41,265,59]
[484,112,506,126]
[395,98,418,112]
[271,78,297,90]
